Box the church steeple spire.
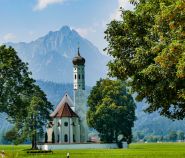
[77,46,80,56]
[77,42,81,56]
[72,47,85,65]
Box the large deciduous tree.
[23,85,52,149]
[0,45,33,119]
[105,0,185,119]
[87,79,136,144]
[0,45,53,148]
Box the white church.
[46,48,88,144]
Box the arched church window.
[75,74,76,79]
[64,122,68,126]
[64,134,68,142]
[82,74,84,79]
[78,74,80,79]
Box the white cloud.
[110,0,134,20]
[75,27,96,37]
[34,0,65,11]
[3,33,16,41]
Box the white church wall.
[72,117,80,143]
[74,89,88,142]
[38,143,119,150]
[69,118,73,143]
[53,118,59,143]
[47,128,53,143]
[49,116,80,144]
[61,117,71,143]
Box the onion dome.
[72,47,85,65]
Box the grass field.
[0,143,185,158]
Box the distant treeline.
[133,130,185,142]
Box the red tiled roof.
[50,93,74,117]
[53,102,78,118]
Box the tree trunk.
[115,131,118,143]
[31,116,38,150]
[32,133,38,150]
[32,136,34,149]
[34,132,37,149]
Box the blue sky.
[0,0,133,52]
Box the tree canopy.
[105,0,185,119]
[0,45,33,119]
[87,79,136,144]
[0,45,53,148]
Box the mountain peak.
[7,26,109,86]
[59,25,71,32]
[37,25,73,42]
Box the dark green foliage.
[4,128,17,144]
[178,131,184,141]
[23,85,53,149]
[0,45,53,148]
[169,131,178,142]
[87,79,136,144]
[0,45,33,120]
[105,0,185,119]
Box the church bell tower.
[72,47,88,142]
[72,47,85,90]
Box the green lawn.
[0,143,185,158]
